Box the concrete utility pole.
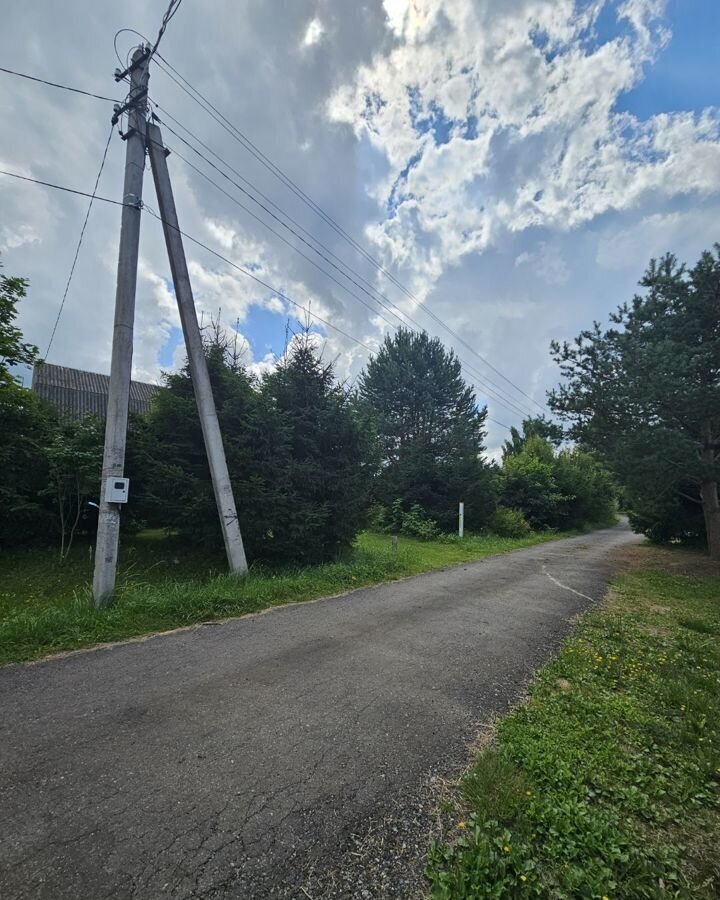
[93,47,150,607]
[147,122,248,575]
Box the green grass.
[426,551,720,898]
[0,529,562,665]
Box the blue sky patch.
[158,326,183,368]
[240,305,323,360]
[615,0,720,118]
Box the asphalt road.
[0,523,640,899]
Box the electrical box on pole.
[105,477,130,504]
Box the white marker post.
[458,501,465,538]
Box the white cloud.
[596,204,720,272]
[328,0,719,306]
[0,224,40,253]
[515,242,570,285]
[302,17,325,48]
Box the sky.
[1,0,719,453]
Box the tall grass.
[0,530,562,665]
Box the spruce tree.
[358,328,494,531]
[261,332,375,562]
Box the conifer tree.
[550,247,720,556]
[358,328,494,531]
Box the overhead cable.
[45,125,116,359]
[2,166,516,429]
[0,65,120,102]
[152,52,545,412]
[0,168,133,207]
[149,113,536,419]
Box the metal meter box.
[105,477,130,504]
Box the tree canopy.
[1,265,618,561]
[358,328,495,531]
[498,424,615,531]
[132,330,374,564]
[550,247,720,556]
[0,263,37,387]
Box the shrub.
[366,503,388,531]
[402,503,439,540]
[384,499,439,540]
[488,507,531,538]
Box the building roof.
[32,363,160,421]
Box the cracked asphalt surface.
[0,523,640,899]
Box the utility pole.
[92,46,150,607]
[147,122,248,575]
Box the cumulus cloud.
[2,0,719,447]
[328,0,719,302]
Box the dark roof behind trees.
[32,363,160,421]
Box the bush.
[488,507,531,538]
[366,503,388,531]
[402,503,439,540]
[384,499,439,540]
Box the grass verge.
[425,546,720,898]
[0,529,564,666]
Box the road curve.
[0,523,640,899]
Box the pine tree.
[550,247,720,556]
[134,337,290,560]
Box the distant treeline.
[5,244,718,561]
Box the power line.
[112,1,182,73]
[0,65,120,103]
[45,125,115,359]
[152,52,546,413]
[146,112,535,415]
[148,117,535,420]
[149,0,183,61]
[153,134,531,419]
[142,206,515,430]
[147,129,404,332]
[0,46,540,417]
[2,166,514,431]
[0,169,133,207]
[143,204,376,352]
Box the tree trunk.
[700,477,720,560]
[700,428,720,560]
[57,484,66,563]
